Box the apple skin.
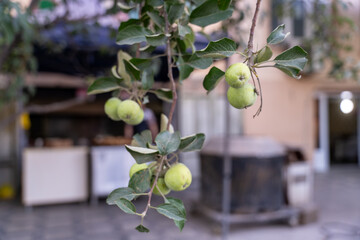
[164,163,192,191]
[117,100,144,125]
[227,83,257,109]
[104,97,122,121]
[225,63,251,88]
[152,178,171,196]
[129,163,148,178]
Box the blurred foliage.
[0,0,36,107]
[273,0,359,81]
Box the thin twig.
[246,0,263,117]
[141,156,165,216]
[164,7,178,131]
[247,0,262,59]
[252,68,263,118]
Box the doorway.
[328,98,358,165]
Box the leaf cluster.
[106,114,205,232]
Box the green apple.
[164,163,192,191]
[104,97,122,121]
[225,62,251,88]
[124,108,144,125]
[227,83,257,109]
[152,178,171,196]
[129,163,148,178]
[117,100,144,125]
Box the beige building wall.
[242,0,360,163]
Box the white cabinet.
[90,146,133,201]
[22,147,89,206]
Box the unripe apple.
[129,163,148,178]
[164,163,192,191]
[225,62,251,88]
[152,178,171,196]
[117,100,144,125]
[104,97,122,121]
[227,83,257,109]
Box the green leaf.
[178,25,193,38]
[274,65,302,79]
[87,77,122,95]
[155,131,181,155]
[129,58,152,70]
[125,145,159,164]
[274,46,308,78]
[202,66,225,92]
[166,197,186,216]
[165,2,185,24]
[135,224,150,233]
[117,24,147,45]
[189,0,233,27]
[128,169,151,193]
[179,133,205,152]
[145,33,168,46]
[115,198,137,214]
[196,38,236,59]
[116,50,132,85]
[254,45,273,64]
[152,88,173,102]
[132,130,153,148]
[183,55,213,69]
[117,2,135,11]
[218,0,232,10]
[267,24,290,45]
[123,60,141,81]
[160,114,174,133]
[156,203,186,221]
[111,65,122,79]
[146,0,163,6]
[106,187,137,205]
[166,197,186,231]
[141,69,154,90]
[177,56,194,81]
[147,10,165,28]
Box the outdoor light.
[340,99,354,114]
[339,91,354,114]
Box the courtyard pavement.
[0,166,359,240]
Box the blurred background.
[1,0,360,239]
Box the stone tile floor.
[0,166,359,240]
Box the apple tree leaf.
[135,224,150,233]
[106,187,137,205]
[156,203,186,221]
[202,66,225,92]
[115,198,137,214]
[254,45,273,64]
[155,131,181,155]
[87,77,123,95]
[165,197,186,231]
[123,60,141,81]
[132,130,153,148]
[125,145,158,164]
[179,133,205,152]
[189,0,233,27]
[267,24,290,45]
[128,169,151,193]
[151,88,173,102]
[218,0,232,10]
[196,38,237,59]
